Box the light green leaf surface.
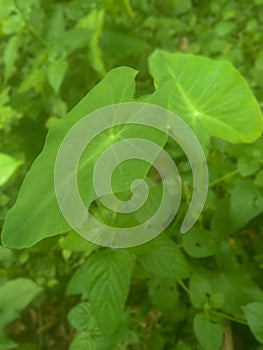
[2,67,137,248]
[149,50,263,143]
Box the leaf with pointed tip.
[1,67,138,248]
[149,50,263,144]
[68,250,132,335]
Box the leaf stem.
[177,279,248,326]
[209,309,248,326]
[177,278,190,293]
[209,169,239,187]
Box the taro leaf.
[149,50,263,144]
[2,67,137,248]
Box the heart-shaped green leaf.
[1,67,138,248]
[149,50,263,143]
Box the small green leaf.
[210,293,224,309]
[182,228,216,258]
[4,35,20,82]
[193,313,224,350]
[0,153,21,187]
[237,156,260,177]
[189,273,212,309]
[0,278,42,331]
[242,302,263,343]
[47,58,68,93]
[148,277,179,313]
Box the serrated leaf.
[137,235,190,279]
[69,332,95,350]
[149,50,263,143]
[68,250,132,335]
[68,302,98,332]
[242,302,263,343]
[193,313,224,350]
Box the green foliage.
[193,313,224,350]
[243,303,263,343]
[134,235,190,279]
[1,0,263,349]
[149,50,263,144]
[67,250,132,335]
[0,279,42,348]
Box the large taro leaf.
[149,50,263,144]
[2,67,166,248]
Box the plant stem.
[177,278,190,293]
[177,279,248,326]
[209,169,239,187]
[209,309,248,325]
